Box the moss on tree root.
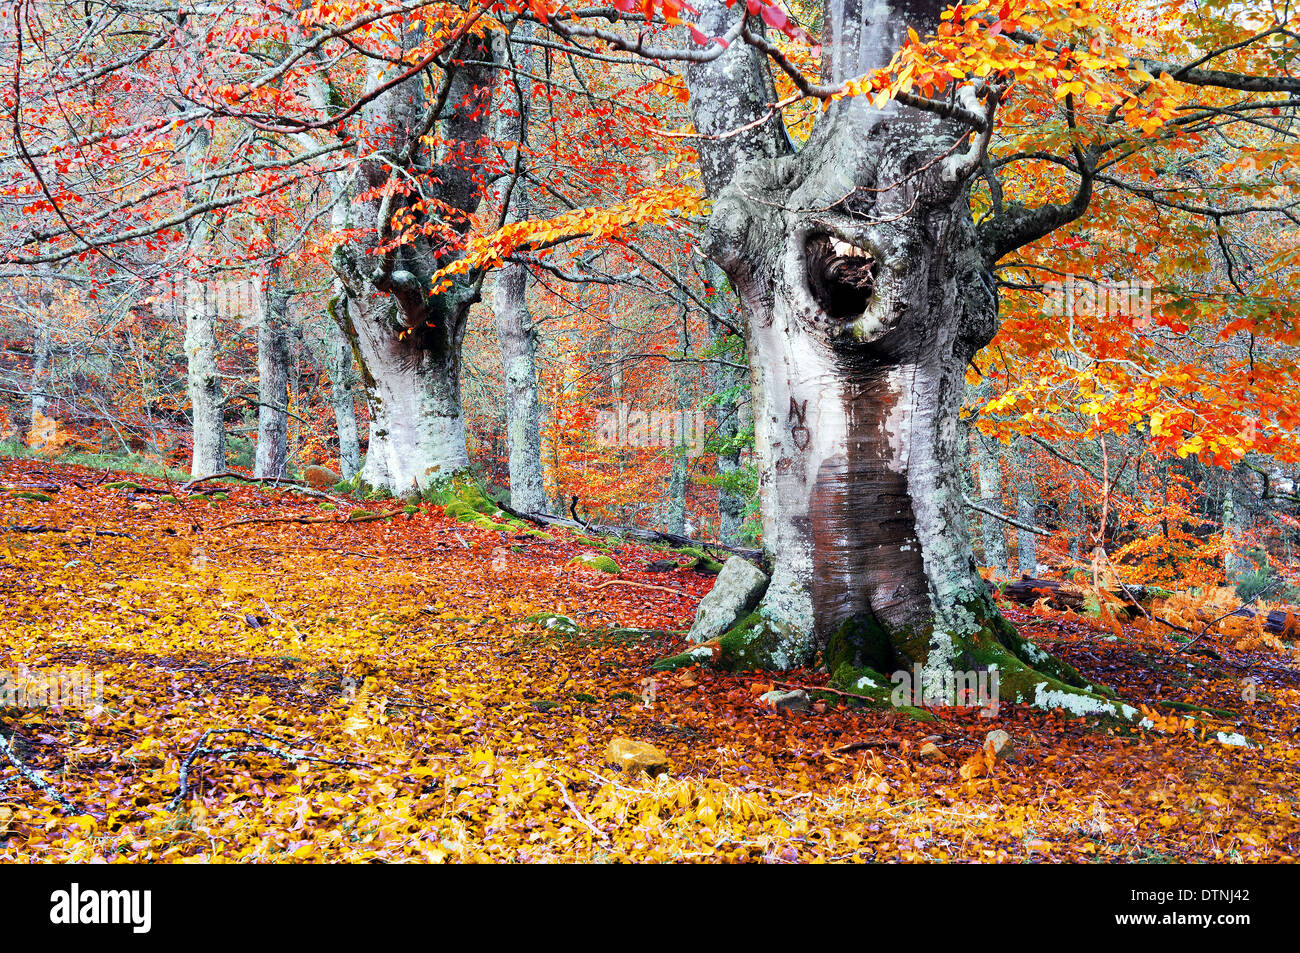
[652,609,795,672]
[653,591,1143,724]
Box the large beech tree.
[329,27,497,493]
[653,0,1298,715]
[669,0,1101,710]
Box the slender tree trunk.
[493,260,547,511]
[702,259,747,543]
[321,291,362,479]
[1068,483,1082,562]
[976,437,1007,578]
[681,0,1125,717]
[663,311,691,534]
[1016,463,1039,578]
[30,322,50,426]
[254,265,291,479]
[183,127,224,478]
[1223,466,1250,581]
[486,25,548,513]
[183,278,224,477]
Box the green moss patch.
[569,553,620,574]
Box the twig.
[1094,547,1154,622]
[0,725,86,816]
[962,494,1050,536]
[554,779,609,842]
[169,727,363,810]
[1173,588,1272,656]
[258,599,305,642]
[585,579,687,596]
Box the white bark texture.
[488,24,547,512]
[182,126,225,479]
[254,264,291,480]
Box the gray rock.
[687,556,769,644]
[759,689,810,712]
[984,729,1015,761]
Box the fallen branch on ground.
[830,739,907,754]
[0,724,87,816]
[585,579,687,596]
[4,524,134,538]
[497,501,763,563]
[169,727,365,810]
[993,576,1300,638]
[209,511,395,531]
[179,472,346,505]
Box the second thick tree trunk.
[349,296,470,494]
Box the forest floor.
[1,458,1297,862]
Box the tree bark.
[682,0,1126,716]
[183,281,224,479]
[1223,466,1250,581]
[488,24,547,513]
[1014,442,1039,578]
[331,30,496,496]
[254,263,291,480]
[182,126,224,478]
[492,260,546,511]
[975,433,1007,577]
[30,321,50,427]
[702,258,747,543]
[321,292,362,479]
[663,309,691,535]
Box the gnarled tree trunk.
[331,31,496,496]
[683,0,1132,717]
